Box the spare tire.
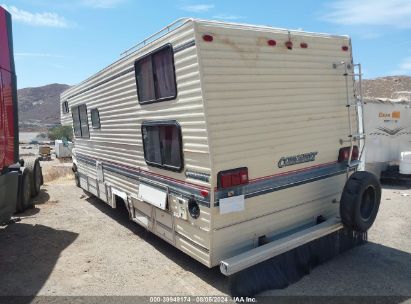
[340,171,381,232]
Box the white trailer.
[363,98,411,177]
[61,18,380,294]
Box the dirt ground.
[0,169,410,298]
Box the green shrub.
[48,125,73,141]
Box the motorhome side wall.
[61,20,214,266]
[193,21,358,265]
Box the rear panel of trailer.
[193,21,359,265]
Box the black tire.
[73,164,80,188]
[340,171,381,232]
[24,157,42,197]
[16,169,33,213]
[74,172,80,188]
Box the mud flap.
[0,171,19,224]
[228,228,366,296]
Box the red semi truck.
[0,6,42,224]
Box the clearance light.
[200,189,209,198]
[342,45,349,51]
[218,168,249,189]
[338,146,359,162]
[300,42,308,48]
[267,39,277,46]
[285,41,293,50]
[203,34,213,42]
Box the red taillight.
[218,168,249,189]
[200,189,209,198]
[239,168,248,183]
[203,34,213,42]
[220,173,232,188]
[338,146,359,162]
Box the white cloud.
[2,4,69,28]
[180,4,214,13]
[391,56,411,75]
[15,53,64,58]
[400,57,411,70]
[81,0,124,8]
[212,14,243,21]
[322,0,411,28]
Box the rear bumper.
[220,217,343,276]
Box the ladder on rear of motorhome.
[335,62,366,169]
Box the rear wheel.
[74,172,80,188]
[16,169,32,213]
[25,158,42,196]
[73,164,80,188]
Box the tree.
[48,125,73,141]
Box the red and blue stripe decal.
[76,153,357,208]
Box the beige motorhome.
[61,19,380,277]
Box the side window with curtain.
[71,106,81,137]
[134,44,177,104]
[90,108,100,129]
[141,121,183,172]
[135,56,155,102]
[79,104,89,138]
[71,104,90,138]
[62,101,69,114]
[152,47,176,100]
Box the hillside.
[362,76,411,99]
[18,83,70,131]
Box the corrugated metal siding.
[61,21,211,189]
[61,21,213,265]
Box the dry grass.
[42,165,74,183]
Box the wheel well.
[114,195,128,210]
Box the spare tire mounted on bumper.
[340,171,381,232]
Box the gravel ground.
[0,177,410,298]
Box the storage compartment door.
[138,182,167,210]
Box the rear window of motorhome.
[62,101,69,114]
[142,121,183,171]
[71,104,90,138]
[91,108,100,129]
[134,45,177,104]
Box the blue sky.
[3,0,411,88]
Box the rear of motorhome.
[62,19,380,280]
